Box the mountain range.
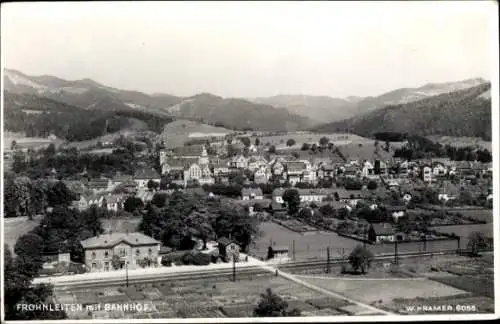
[248,78,487,122]
[3,68,492,140]
[3,69,312,132]
[312,82,492,141]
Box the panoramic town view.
[2,1,497,322]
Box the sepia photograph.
[1,1,498,322]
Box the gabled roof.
[385,205,407,212]
[88,179,110,189]
[134,168,161,180]
[112,174,133,182]
[284,161,307,172]
[372,223,394,236]
[80,232,159,249]
[218,237,237,247]
[104,194,125,204]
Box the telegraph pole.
[394,238,398,265]
[125,261,129,287]
[232,255,236,282]
[363,225,367,249]
[326,247,331,274]
[292,240,296,261]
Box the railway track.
[52,249,480,290]
[276,249,461,271]
[54,266,271,290]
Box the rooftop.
[134,168,161,180]
[372,223,394,236]
[80,232,160,249]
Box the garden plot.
[251,221,359,260]
[300,277,468,306]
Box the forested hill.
[4,91,173,141]
[312,82,492,141]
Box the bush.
[193,252,211,266]
[161,256,172,267]
[181,252,195,265]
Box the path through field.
[248,256,393,316]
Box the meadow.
[3,215,42,252]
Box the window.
[136,249,140,257]
[91,252,96,260]
[104,251,109,258]
[119,248,126,257]
[104,262,109,271]
[148,248,152,256]
[91,262,97,269]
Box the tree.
[254,288,301,317]
[268,145,276,154]
[301,143,310,151]
[4,177,33,218]
[14,234,44,268]
[348,245,374,274]
[367,180,378,190]
[384,140,390,152]
[286,139,296,147]
[147,179,160,191]
[11,140,17,150]
[124,197,144,213]
[282,189,301,216]
[467,231,488,255]
[4,244,67,320]
[241,137,251,147]
[151,193,168,208]
[291,152,300,159]
[310,143,318,152]
[319,137,330,147]
[47,181,77,207]
[255,138,260,146]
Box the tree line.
[140,191,260,252]
[393,136,492,163]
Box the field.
[250,132,401,161]
[55,274,356,319]
[432,224,493,248]
[3,131,64,150]
[157,120,232,149]
[252,132,371,148]
[454,209,493,223]
[251,222,360,260]
[3,215,42,252]
[63,119,150,150]
[251,222,462,261]
[300,276,467,306]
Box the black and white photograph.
[1,1,498,322]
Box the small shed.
[217,237,240,262]
[372,223,395,243]
[271,246,289,258]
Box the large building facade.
[80,232,161,272]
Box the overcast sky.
[2,1,497,98]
